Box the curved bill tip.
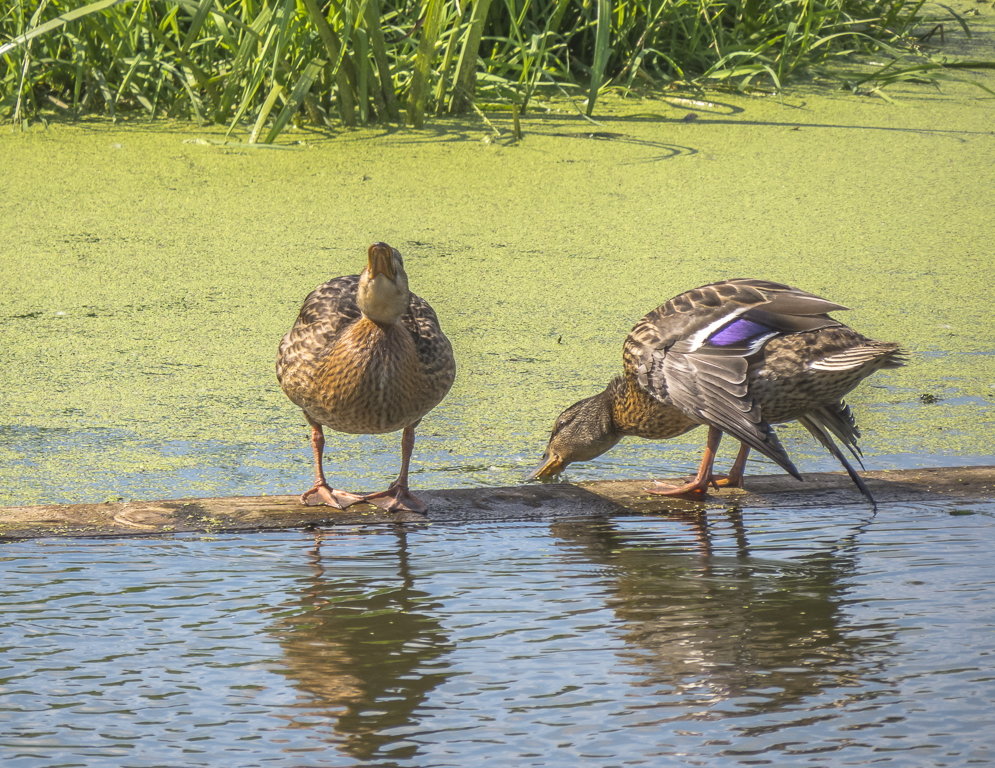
[527,455,564,483]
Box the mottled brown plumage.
[532,279,905,508]
[277,243,455,513]
[609,374,700,439]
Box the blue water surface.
[2,503,994,767]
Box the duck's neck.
[357,272,408,325]
[581,383,622,443]
[563,385,624,463]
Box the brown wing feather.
[623,279,844,391]
[623,279,852,478]
[276,275,361,386]
[402,294,455,383]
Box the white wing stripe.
[685,306,751,352]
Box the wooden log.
[0,466,991,541]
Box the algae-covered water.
[1,51,993,505]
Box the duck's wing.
[276,275,361,383]
[625,279,846,477]
[624,279,847,385]
[402,292,457,386]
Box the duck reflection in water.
[270,529,453,762]
[550,511,889,714]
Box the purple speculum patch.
[708,317,774,346]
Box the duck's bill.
[527,454,564,482]
[367,242,396,280]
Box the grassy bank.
[0,0,978,140]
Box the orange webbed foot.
[644,479,711,498]
[709,474,744,489]
[300,483,366,509]
[361,484,428,515]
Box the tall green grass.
[0,0,982,141]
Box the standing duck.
[531,279,905,508]
[277,242,455,513]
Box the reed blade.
[586,0,611,117]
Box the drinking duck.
[531,279,904,508]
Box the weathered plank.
[582,465,995,516]
[0,466,991,541]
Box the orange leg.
[300,421,366,508]
[647,425,723,497]
[361,424,427,514]
[711,443,750,489]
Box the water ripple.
[1,506,994,766]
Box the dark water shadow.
[527,129,700,161]
[521,100,989,142]
[610,113,989,140]
[269,529,453,763]
[25,89,991,148]
[319,92,991,150]
[549,509,894,718]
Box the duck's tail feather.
[811,402,864,467]
[798,414,877,511]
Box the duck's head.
[357,242,410,324]
[529,390,621,481]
